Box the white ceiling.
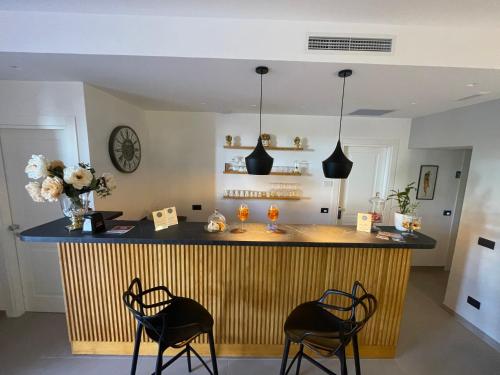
[1,52,500,118]
[2,0,500,27]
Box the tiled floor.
[1,268,499,374]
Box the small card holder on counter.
[152,207,179,231]
[82,212,106,234]
[356,213,373,233]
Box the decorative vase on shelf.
[261,133,271,147]
[60,192,91,231]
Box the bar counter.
[21,219,435,358]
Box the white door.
[336,143,394,225]
[0,127,78,313]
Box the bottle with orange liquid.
[232,203,249,233]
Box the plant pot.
[394,212,410,231]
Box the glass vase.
[60,193,90,231]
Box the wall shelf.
[223,170,302,176]
[224,145,305,151]
[223,196,301,201]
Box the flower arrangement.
[24,155,116,230]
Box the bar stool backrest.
[122,278,177,338]
[316,281,377,342]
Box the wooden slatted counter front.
[21,220,436,358]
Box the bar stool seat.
[285,301,344,353]
[145,297,214,348]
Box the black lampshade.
[322,69,354,179]
[246,136,274,175]
[322,140,353,179]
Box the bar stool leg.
[338,348,348,375]
[295,344,304,375]
[208,330,219,375]
[155,345,163,375]
[352,334,361,375]
[279,337,291,375]
[187,344,192,372]
[130,323,143,375]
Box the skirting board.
[71,342,396,359]
[441,304,500,353]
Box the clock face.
[108,126,141,173]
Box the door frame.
[331,138,399,225]
[0,116,80,316]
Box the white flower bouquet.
[24,155,116,230]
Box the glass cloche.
[369,192,386,231]
[206,209,227,233]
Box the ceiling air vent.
[308,36,392,52]
[349,109,395,116]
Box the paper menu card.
[356,212,373,233]
[152,207,178,231]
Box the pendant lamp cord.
[338,74,346,140]
[259,72,263,136]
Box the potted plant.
[388,182,419,231]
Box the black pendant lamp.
[322,69,354,179]
[245,66,274,175]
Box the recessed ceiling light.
[465,83,478,87]
[411,102,417,105]
[479,91,491,95]
[249,104,257,107]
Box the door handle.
[8,224,21,237]
[8,224,20,232]
[337,207,343,220]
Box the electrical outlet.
[467,296,481,310]
[478,237,495,250]
[192,204,202,211]
[443,210,452,216]
[321,208,329,214]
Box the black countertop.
[20,218,436,249]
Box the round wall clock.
[108,125,141,173]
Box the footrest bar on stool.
[151,347,189,375]
[191,346,214,375]
[302,352,337,375]
[285,351,301,375]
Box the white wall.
[83,85,153,219]
[0,80,89,312]
[145,111,217,222]
[411,99,500,344]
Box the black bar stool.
[279,281,377,375]
[123,278,218,375]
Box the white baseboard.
[441,304,500,353]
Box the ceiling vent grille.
[308,36,392,52]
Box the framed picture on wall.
[417,165,439,200]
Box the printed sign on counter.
[357,213,373,233]
[152,207,179,231]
